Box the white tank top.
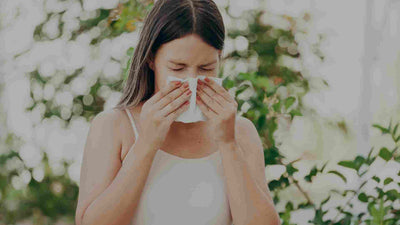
[124,108,233,225]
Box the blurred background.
[0,0,399,224]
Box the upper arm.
[75,109,123,225]
[235,116,273,203]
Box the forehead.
[156,34,219,63]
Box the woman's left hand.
[196,77,238,144]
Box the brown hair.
[113,0,225,110]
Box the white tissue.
[166,75,223,123]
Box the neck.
[169,120,210,138]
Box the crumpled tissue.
[166,75,223,123]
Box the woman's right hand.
[138,80,192,150]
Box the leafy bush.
[1,1,398,225]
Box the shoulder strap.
[125,108,139,140]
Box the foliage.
[0,1,399,225]
[269,120,400,225]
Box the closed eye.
[170,68,214,72]
[171,68,184,71]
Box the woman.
[75,0,280,225]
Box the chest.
[120,131,217,162]
[131,151,232,225]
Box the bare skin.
[75,33,279,225]
[121,33,223,160]
[75,34,225,225]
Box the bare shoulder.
[87,108,129,159]
[234,115,263,155]
[235,115,259,141]
[92,108,123,126]
[92,108,130,138]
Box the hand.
[196,77,238,144]
[139,80,192,150]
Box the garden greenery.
[0,1,399,224]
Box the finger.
[197,87,223,114]
[196,95,217,118]
[166,100,190,122]
[159,88,192,117]
[200,77,234,103]
[155,81,189,110]
[197,81,225,107]
[149,80,183,105]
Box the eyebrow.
[168,60,217,67]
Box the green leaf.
[384,177,393,185]
[286,164,299,176]
[358,192,368,202]
[256,76,275,92]
[372,176,380,183]
[395,135,400,143]
[289,109,302,119]
[304,166,318,182]
[328,170,347,183]
[385,189,399,201]
[367,202,378,218]
[393,123,399,136]
[378,147,392,161]
[354,156,365,171]
[372,124,390,134]
[284,96,296,110]
[320,161,329,172]
[320,195,330,206]
[338,160,356,170]
[272,101,281,113]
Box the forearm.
[219,141,280,225]
[81,138,158,225]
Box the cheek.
[205,68,218,77]
[154,67,183,89]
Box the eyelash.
[171,68,214,72]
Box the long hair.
[113,0,225,110]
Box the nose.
[185,68,197,79]
[187,68,197,78]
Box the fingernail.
[186,90,192,95]
[174,81,181,85]
[205,77,210,82]
[183,82,189,88]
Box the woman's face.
[149,34,222,92]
